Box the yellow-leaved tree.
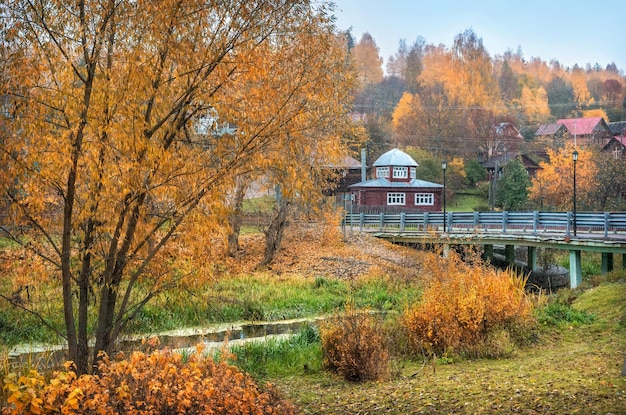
[529,144,594,210]
[0,0,355,374]
[351,32,384,86]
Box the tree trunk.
[262,195,288,266]
[227,179,247,257]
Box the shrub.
[402,251,534,358]
[1,345,298,415]
[320,304,389,382]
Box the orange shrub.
[403,251,534,357]
[320,304,389,382]
[2,345,299,415]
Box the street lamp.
[572,149,578,236]
[442,160,447,233]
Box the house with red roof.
[535,117,612,147]
[349,148,444,212]
[557,117,612,146]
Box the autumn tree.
[529,145,594,210]
[0,0,354,374]
[386,37,425,93]
[351,32,384,87]
[589,153,626,210]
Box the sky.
[331,0,626,73]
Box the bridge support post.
[482,244,493,264]
[505,245,515,267]
[569,250,582,288]
[601,253,614,275]
[442,243,450,258]
[528,247,538,271]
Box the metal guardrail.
[344,211,626,238]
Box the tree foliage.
[0,0,355,374]
[351,32,383,86]
[495,158,532,210]
[529,145,595,210]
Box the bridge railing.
[344,211,626,237]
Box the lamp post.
[442,160,447,233]
[572,149,578,236]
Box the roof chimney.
[361,148,367,182]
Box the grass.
[449,192,486,211]
[273,282,626,414]
[223,323,323,379]
[92,273,421,342]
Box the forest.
[348,29,625,158]
[345,29,626,212]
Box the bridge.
[343,211,626,288]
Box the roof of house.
[372,148,418,167]
[608,121,626,136]
[556,117,606,135]
[350,178,442,189]
[481,153,541,170]
[535,123,565,136]
[496,122,523,139]
[323,156,363,169]
[602,136,626,151]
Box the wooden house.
[602,137,626,159]
[534,123,569,141]
[535,117,613,147]
[349,148,443,212]
[322,155,366,201]
[557,117,612,146]
[481,152,542,179]
[608,121,626,140]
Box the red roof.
[556,117,604,136]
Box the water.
[7,316,324,369]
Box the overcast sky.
[330,0,626,73]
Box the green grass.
[242,195,275,214]
[449,193,487,211]
[118,274,421,339]
[223,323,323,380]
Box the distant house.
[535,117,612,147]
[602,137,626,159]
[608,121,626,140]
[557,117,612,146]
[481,152,542,179]
[534,123,569,141]
[349,148,443,212]
[322,155,366,201]
[479,122,524,160]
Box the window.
[376,167,389,178]
[387,193,405,205]
[613,147,622,159]
[393,166,408,178]
[410,167,416,179]
[415,193,434,206]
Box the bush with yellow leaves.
[1,344,298,415]
[320,303,389,382]
[403,250,535,358]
